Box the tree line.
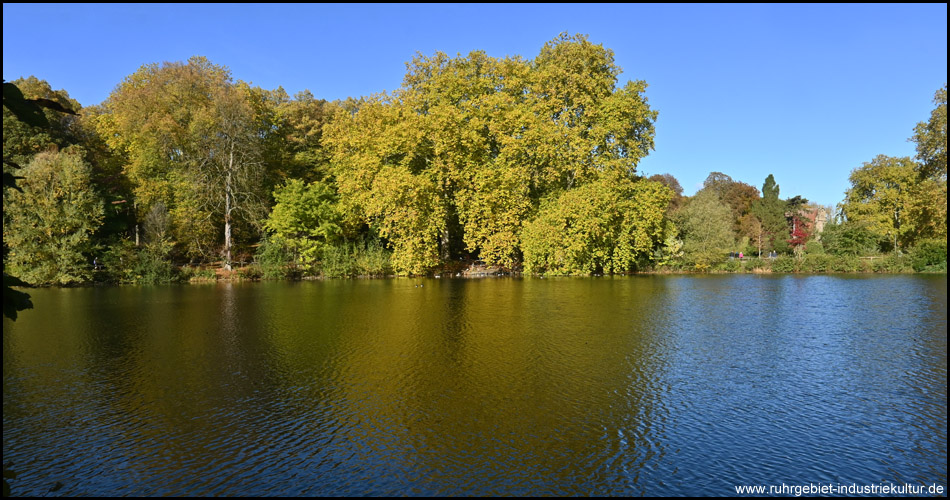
[3,34,947,286]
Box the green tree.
[2,79,83,496]
[263,179,342,267]
[678,189,735,265]
[748,174,789,254]
[74,104,136,243]
[820,220,879,256]
[762,173,779,200]
[4,149,104,285]
[268,88,338,184]
[4,78,136,256]
[654,221,685,268]
[840,155,918,252]
[0,80,68,321]
[911,84,947,181]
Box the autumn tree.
[787,214,809,255]
[3,79,84,319]
[2,76,81,168]
[268,89,339,184]
[4,149,104,285]
[326,33,658,273]
[908,84,947,242]
[325,92,447,274]
[99,57,269,267]
[521,175,671,275]
[696,171,760,240]
[905,175,947,242]
[840,155,918,252]
[835,86,947,256]
[912,84,947,181]
[699,171,734,199]
[198,81,269,268]
[739,214,764,257]
[649,173,685,212]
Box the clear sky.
[4,3,947,208]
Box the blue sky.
[3,3,947,207]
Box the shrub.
[911,239,947,272]
[238,265,263,281]
[355,238,393,276]
[254,238,295,279]
[180,265,217,282]
[872,255,912,273]
[133,247,177,284]
[829,255,860,273]
[822,222,879,256]
[686,250,728,272]
[312,238,395,278]
[97,240,177,284]
[771,256,796,273]
[320,244,357,278]
[801,254,832,273]
[98,239,138,284]
[719,258,741,273]
[744,257,768,272]
[804,240,825,254]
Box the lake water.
[3,275,947,496]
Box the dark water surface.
[3,275,946,496]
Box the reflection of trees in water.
[327,277,673,495]
[5,277,946,494]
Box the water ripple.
[2,276,946,495]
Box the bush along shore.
[75,239,946,286]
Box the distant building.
[784,206,828,240]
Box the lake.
[3,275,947,496]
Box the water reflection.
[3,276,946,495]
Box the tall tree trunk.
[223,144,234,271]
[440,192,452,262]
[134,201,140,246]
[441,226,450,262]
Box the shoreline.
[51,266,944,289]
